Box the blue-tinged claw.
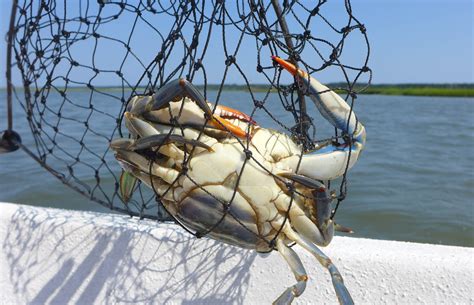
[126,79,212,118]
[272,56,365,143]
[127,79,249,138]
[149,78,213,118]
[273,56,366,181]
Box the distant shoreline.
[1,84,473,97]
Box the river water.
[1,89,473,247]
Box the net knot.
[337,193,346,201]
[290,53,301,62]
[79,17,90,25]
[155,52,164,62]
[286,182,295,193]
[171,31,180,41]
[330,49,339,61]
[254,100,264,108]
[225,55,236,66]
[341,26,351,34]
[244,149,252,160]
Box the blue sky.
[0,0,472,87]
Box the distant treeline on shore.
[334,83,474,97]
[200,83,474,97]
[2,83,473,97]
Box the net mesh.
[7,0,371,244]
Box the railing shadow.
[3,206,257,304]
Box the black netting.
[5,0,371,247]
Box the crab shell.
[115,101,328,252]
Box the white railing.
[1,202,472,304]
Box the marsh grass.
[3,84,473,97]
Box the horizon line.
[1,82,473,90]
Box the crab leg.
[273,56,366,180]
[114,155,172,197]
[125,112,185,161]
[131,134,213,152]
[114,149,180,185]
[150,123,219,151]
[274,238,308,305]
[284,227,354,305]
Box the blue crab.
[110,56,365,305]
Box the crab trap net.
[4,0,370,247]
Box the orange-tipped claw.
[272,56,308,78]
[210,115,248,138]
[208,104,257,138]
[215,105,257,125]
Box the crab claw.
[155,79,208,111]
[273,56,366,181]
[210,113,248,138]
[215,105,257,125]
[127,78,250,138]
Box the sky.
[0,0,472,87]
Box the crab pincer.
[127,78,251,138]
[272,56,366,181]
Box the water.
[1,89,473,247]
